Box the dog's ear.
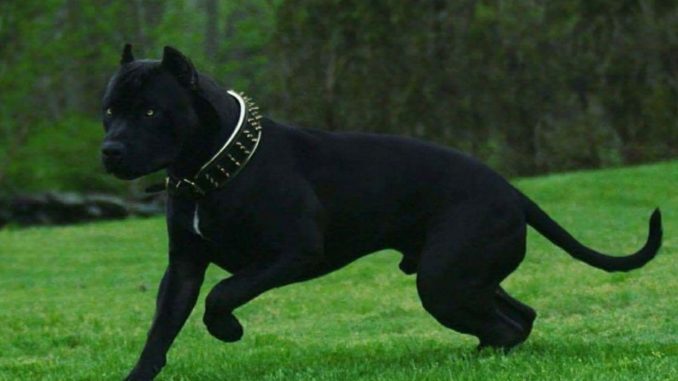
[162,46,198,89]
[120,43,134,65]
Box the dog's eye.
[145,109,155,117]
[105,108,113,117]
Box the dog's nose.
[101,141,125,160]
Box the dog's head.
[101,45,202,180]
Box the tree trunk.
[204,0,219,60]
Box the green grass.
[1,161,676,380]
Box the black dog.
[102,45,663,381]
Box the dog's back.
[262,123,519,258]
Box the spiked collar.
[152,90,263,199]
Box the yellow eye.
[105,108,113,116]
[145,109,155,117]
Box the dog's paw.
[203,312,244,342]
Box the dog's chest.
[169,198,250,266]
[191,202,266,270]
[191,205,205,238]
[191,203,226,242]
[169,200,210,239]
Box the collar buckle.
[176,178,205,197]
[166,177,206,199]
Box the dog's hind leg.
[494,286,536,340]
[416,201,536,350]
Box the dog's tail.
[520,193,662,272]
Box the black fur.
[101,46,663,381]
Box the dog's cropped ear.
[120,43,134,65]
[162,46,198,90]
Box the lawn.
[0,161,676,381]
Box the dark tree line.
[0,0,676,195]
[270,0,677,175]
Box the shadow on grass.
[169,337,676,380]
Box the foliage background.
[1,0,676,196]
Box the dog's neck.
[167,85,241,179]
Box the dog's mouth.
[103,159,169,181]
[104,165,143,180]
[110,169,143,180]
[102,158,141,180]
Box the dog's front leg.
[203,254,317,342]
[125,256,207,381]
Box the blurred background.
[0,0,676,225]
